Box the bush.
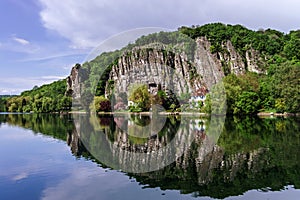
[91,96,111,112]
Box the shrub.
[91,96,111,112]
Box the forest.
[0,79,71,113]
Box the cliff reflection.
[1,113,299,199]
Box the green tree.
[284,31,300,60]
[129,84,151,111]
[0,98,7,112]
[234,91,261,114]
[41,97,53,113]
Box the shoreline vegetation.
[1,111,299,118]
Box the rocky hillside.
[66,23,299,114]
[105,36,263,97]
[67,36,265,97]
[67,29,263,99]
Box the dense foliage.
[0,98,7,112]
[90,96,111,112]
[0,79,71,113]
[216,61,300,115]
[179,23,287,58]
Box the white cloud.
[38,0,207,48]
[39,0,300,49]
[12,36,30,45]
[0,36,39,54]
[18,52,86,62]
[11,172,28,181]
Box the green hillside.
[0,79,71,113]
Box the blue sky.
[0,0,87,95]
[0,0,299,95]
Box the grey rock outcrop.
[107,48,198,97]
[105,37,265,98]
[66,63,88,101]
[194,37,224,89]
[66,37,266,100]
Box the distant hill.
[0,79,71,113]
[0,95,17,98]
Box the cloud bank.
[39,0,300,49]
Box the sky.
[0,0,299,95]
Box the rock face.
[105,37,264,98]
[245,48,265,73]
[107,48,198,97]
[66,37,265,100]
[66,63,88,102]
[194,37,224,89]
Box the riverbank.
[74,111,299,117]
[91,111,209,117]
[1,111,299,118]
[257,112,300,117]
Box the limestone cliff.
[104,37,264,99]
[65,63,88,103]
[66,37,265,101]
[107,48,197,97]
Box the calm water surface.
[0,113,299,200]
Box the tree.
[234,91,261,115]
[129,84,151,111]
[284,32,300,60]
[41,97,53,113]
[272,63,300,112]
[0,98,7,112]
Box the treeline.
[0,79,71,113]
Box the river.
[0,113,299,200]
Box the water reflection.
[1,113,300,199]
[72,113,225,173]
